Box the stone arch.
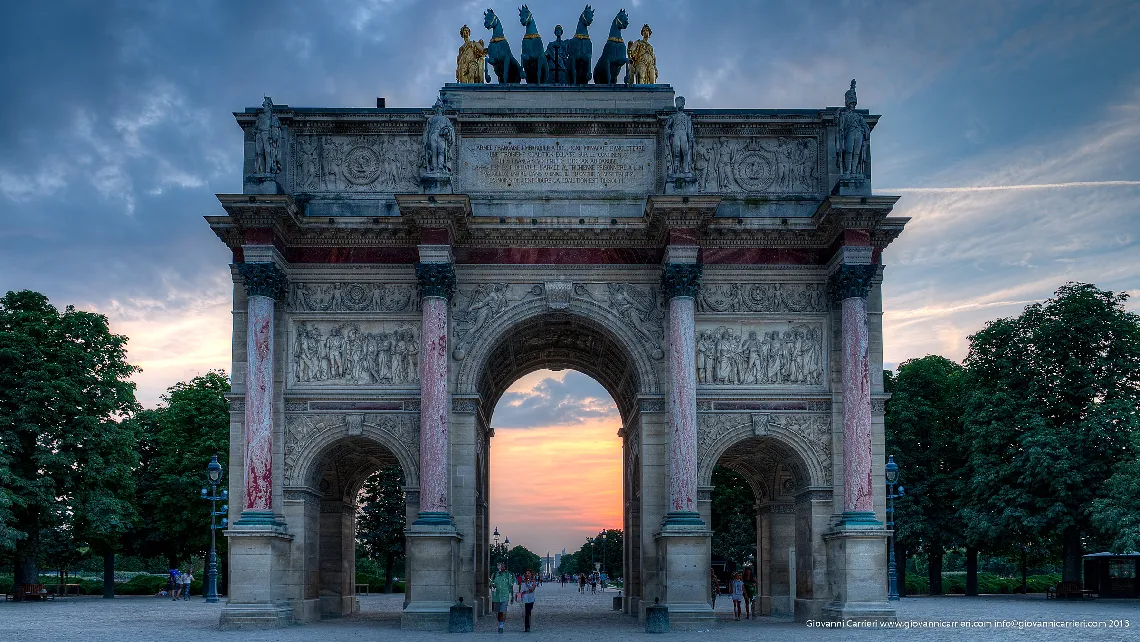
[454,284,664,413]
[696,412,831,493]
[285,413,420,493]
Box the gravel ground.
[2,585,1136,641]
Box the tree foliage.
[356,464,405,592]
[0,291,140,584]
[555,529,623,577]
[961,283,1140,581]
[129,371,230,567]
[711,466,756,567]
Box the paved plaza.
[2,584,1136,641]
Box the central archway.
[459,304,659,615]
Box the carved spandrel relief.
[575,282,666,360]
[295,134,420,193]
[289,282,419,313]
[697,412,832,486]
[753,413,831,484]
[693,137,818,195]
[697,283,827,314]
[283,413,419,486]
[292,321,420,386]
[696,322,824,386]
[452,283,545,360]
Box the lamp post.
[600,531,607,575]
[885,455,904,601]
[200,454,228,603]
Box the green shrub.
[0,575,12,594]
[904,574,928,595]
[118,574,168,595]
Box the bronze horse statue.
[566,4,594,85]
[593,8,629,84]
[518,5,550,84]
[484,8,522,83]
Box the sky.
[2,0,1138,555]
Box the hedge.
[903,573,1062,595]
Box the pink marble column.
[841,295,872,514]
[831,263,878,522]
[236,262,288,523]
[244,294,275,512]
[662,262,703,525]
[419,295,449,515]
[414,261,456,524]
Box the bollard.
[613,589,623,611]
[448,596,474,633]
[645,597,669,634]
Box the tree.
[557,551,578,576]
[0,291,140,587]
[961,283,1140,583]
[884,356,967,595]
[357,465,406,592]
[504,544,541,576]
[130,372,230,569]
[711,466,756,568]
[1092,432,1140,552]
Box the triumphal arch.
[208,49,906,628]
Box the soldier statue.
[456,24,488,84]
[422,99,454,176]
[253,96,282,175]
[626,24,658,84]
[544,25,570,85]
[665,95,694,178]
[835,79,870,179]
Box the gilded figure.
[626,24,657,84]
[456,24,488,84]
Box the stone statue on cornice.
[665,95,694,178]
[835,79,870,179]
[422,98,454,177]
[253,96,283,175]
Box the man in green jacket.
[490,562,514,634]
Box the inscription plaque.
[459,137,656,195]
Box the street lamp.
[200,454,228,603]
[599,531,607,575]
[885,455,904,601]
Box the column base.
[822,526,896,624]
[838,511,882,529]
[655,524,714,631]
[402,519,462,631]
[233,510,286,527]
[662,511,705,527]
[219,603,293,629]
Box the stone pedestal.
[655,525,714,630]
[220,527,294,628]
[831,176,871,197]
[244,173,282,195]
[402,526,462,630]
[664,174,699,194]
[420,172,453,194]
[822,527,895,622]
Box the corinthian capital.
[236,262,289,300]
[827,264,878,301]
[661,262,702,300]
[416,262,456,300]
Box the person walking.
[742,567,755,619]
[710,567,719,608]
[578,573,586,593]
[599,571,607,592]
[731,572,744,621]
[169,569,181,601]
[490,562,514,634]
[182,569,193,600]
[521,569,538,632]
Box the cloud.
[492,371,620,430]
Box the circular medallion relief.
[340,283,372,310]
[732,150,775,192]
[343,146,383,185]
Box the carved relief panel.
[697,283,827,314]
[692,136,820,195]
[294,134,420,193]
[289,282,419,313]
[696,321,825,386]
[290,320,421,386]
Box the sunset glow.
[488,370,624,557]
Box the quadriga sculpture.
[518,5,550,84]
[566,4,594,85]
[484,8,523,83]
[593,8,629,84]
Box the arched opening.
[466,310,650,620]
[288,426,415,623]
[713,435,815,619]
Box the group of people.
[490,563,538,633]
[163,568,194,600]
[564,571,606,593]
[712,567,757,621]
